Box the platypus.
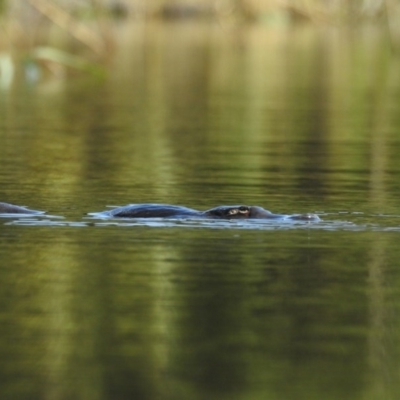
[88,204,320,221]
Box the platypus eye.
[227,206,250,216]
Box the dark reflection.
[164,233,370,399]
[172,249,251,394]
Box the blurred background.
[1,0,400,212]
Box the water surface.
[1,22,400,400]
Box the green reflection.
[1,228,400,400]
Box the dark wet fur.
[106,204,199,218]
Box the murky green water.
[1,22,400,400]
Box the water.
[1,22,400,400]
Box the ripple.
[3,213,400,231]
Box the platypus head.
[205,205,274,219]
[204,205,320,221]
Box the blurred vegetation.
[1,0,397,23]
[0,0,399,86]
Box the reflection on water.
[1,22,400,400]
[1,225,400,400]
